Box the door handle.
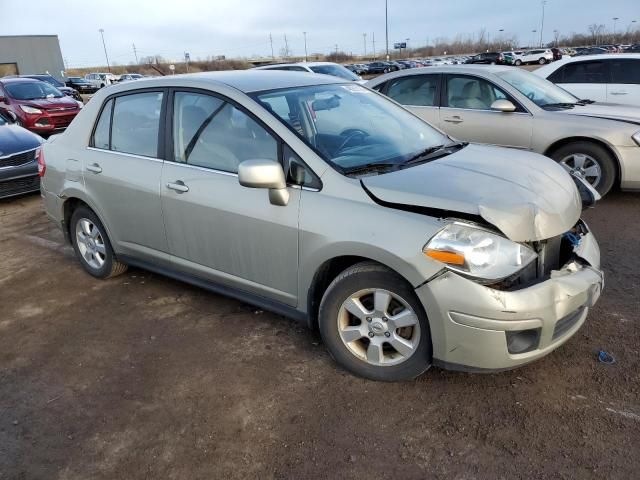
[610,91,628,95]
[166,181,189,193]
[443,116,463,124]
[86,163,102,174]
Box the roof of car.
[365,65,514,85]
[111,70,346,94]
[533,53,640,77]
[0,77,44,84]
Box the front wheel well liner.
[307,256,409,330]
[544,137,621,186]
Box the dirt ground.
[0,191,638,480]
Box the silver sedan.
[367,65,640,195]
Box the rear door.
[160,89,301,305]
[607,58,640,106]
[84,90,168,262]
[551,60,608,102]
[439,73,533,149]
[380,73,441,127]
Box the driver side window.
[445,75,511,110]
[173,91,278,173]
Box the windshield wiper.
[541,102,576,110]
[343,162,399,176]
[403,141,467,166]
[576,99,595,105]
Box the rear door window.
[91,99,113,149]
[110,92,164,157]
[386,75,440,106]
[561,61,608,84]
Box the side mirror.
[238,159,289,206]
[0,96,6,104]
[490,99,516,112]
[3,110,17,123]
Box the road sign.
[394,42,407,49]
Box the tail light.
[36,147,46,177]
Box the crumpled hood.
[361,144,581,242]
[557,102,640,125]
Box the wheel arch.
[61,195,115,248]
[306,255,419,331]
[544,136,622,186]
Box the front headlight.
[423,222,537,282]
[19,105,43,114]
[632,130,640,147]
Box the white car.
[253,62,363,83]
[534,54,640,106]
[514,49,554,65]
[84,72,117,89]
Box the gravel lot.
[1,190,638,479]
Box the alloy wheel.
[75,218,107,270]
[337,288,421,366]
[559,153,602,188]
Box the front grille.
[0,175,40,197]
[552,307,585,341]
[0,149,37,168]
[51,114,76,126]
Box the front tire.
[514,59,522,66]
[318,262,432,381]
[550,141,617,196]
[539,57,547,64]
[70,206,128,279]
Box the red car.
[0,77,81,136]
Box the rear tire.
[539,57,547,64]
[70,206,128,279]
[318,262,432,382]
[549,141,617,196]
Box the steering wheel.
[336,129,369,154]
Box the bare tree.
[587,24,605,45]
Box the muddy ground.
[0,192,638,479]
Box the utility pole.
[98,29,111,72]
[132,43,138,64]
[284,34,289,59]
[539,0,547,47]
[613,17,619,36]
[335,44,339,55]
[269,33,274,60]
[303,32,308,62]
[372,32,376,59]
[363,33,367,58]
[385,0,389,60]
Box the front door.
[83,90,168,261]
[438,73,533,149]
[160,90,300,305]
[607,58,640,106]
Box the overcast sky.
[4,0,638,67]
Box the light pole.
[98,29,111,73]
[553,29,559,47]
[498,29,504,50]
[385,0,389,60]
[405,37,410,56]
[363,33,367,58]
[303,32,308,62]
[531,30,537,48]
[613,17,619,36]
[539,0,547,47]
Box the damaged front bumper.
[416,228,603,371]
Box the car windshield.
[254,84,450,173]
[308,65,359,81]
[35,75,63,87]
[495,69,579,107]
[4,81,64,100]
